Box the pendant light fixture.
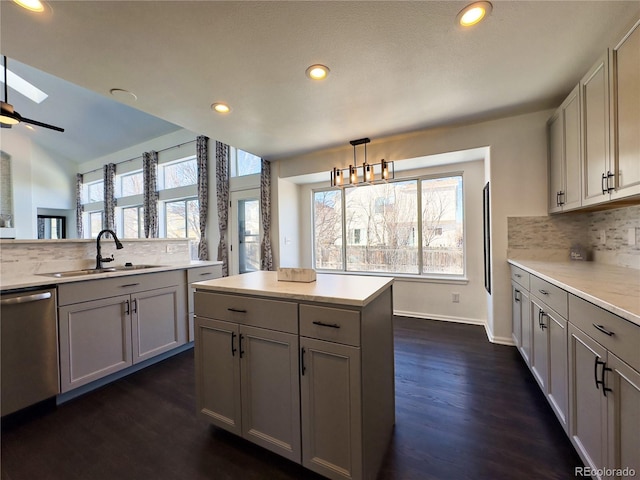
[330,138,394,188]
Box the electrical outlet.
[452,292,460,303]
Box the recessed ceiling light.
[12,0,45,12]
[211,102,231,114]
[110,88,138,102]
[457,1,492,27]
[305,64,330,81]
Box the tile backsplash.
[508,205,640,269]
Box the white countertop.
[508,259,640,326]
[0,261,222,291]
[193,271,394,307]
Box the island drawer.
[188,265,222,284]
[530,275,568,318]
[58,270,184,306]
[569,295,640,371]
[194,291,298,334]
[300,304,360,347]
[510,265,530,290]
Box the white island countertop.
[508,259,640,327]
[193,271,393,307]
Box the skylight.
[0,68,48,104]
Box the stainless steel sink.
[39,265,163,278]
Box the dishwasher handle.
[1,291,52,306]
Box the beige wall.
[272,109,551,343]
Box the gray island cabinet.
[193,271,395,480]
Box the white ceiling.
[1,1,638,163]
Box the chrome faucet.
[96,229,124,269]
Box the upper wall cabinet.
[609,18,640,202]
[548,16,640,213]
[548,85,582,213]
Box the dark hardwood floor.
[1,317,583,480]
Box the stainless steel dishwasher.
[1,287,59,416]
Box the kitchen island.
[193,271,395,480]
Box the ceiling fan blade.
[20,116,64,132]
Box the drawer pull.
[514,273,522,278]
[239,334,245,358]
[301,347,306,375]
[538,289,549,296]
[120,283,140,288]
[231,332,237,357]
[199,272,213,276]
[312,321,341,329]
[514,289,521,303]
[228,308,247,313]
[592,324,614,337]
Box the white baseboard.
[394,310,515,346]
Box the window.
[119,171,143,197]
[230,148,261,177]
[89,211,103,238]
[86,180,104,203]
[122,206,144,238]
[165,198,199,239]
[161,157,197,189]
[313,174,464,277]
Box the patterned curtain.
[216,141,230,276]
[196,135,209,260]
[75,173,84,238]
[103,163,116,236]
[143,151,159,238]
[260,158,273,271]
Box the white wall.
[1,129,76,239]
[272,110,551,343]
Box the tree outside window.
[162,158,197,189]
[122,206,143,238]
[165,198,199,239]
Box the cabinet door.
[300,337,362,480]
[548,109,564,213]
[563,86,582,210]
[59,295,132,393]
[511,283,523,348]
[610,19,640,201]
[239,325,301,462]
[194,317,242,436]
[582,53,611,207]
[531,299,549,391]
[568,324,608,474]
[548,312,568,430]
[519,289,532,366]
[606,353,640,478]
[132,285,187,364]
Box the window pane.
[165,199,200,239]
[163,159,197,189]
[87,182,104,203]
[345,181,418,274]
[121,172,143,197]
[123,206,142,238]
[186,199,200,239]
[236,149,261,176]
[422,176,463,275]
[314,190,343,270]
[89,211,103,238]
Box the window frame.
[312,171,466,280]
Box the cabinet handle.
[594,358,612,397]
[312,321,341,329]
[239,334,244,358]
[538,289,549,296]
[124,299,130,315]
[199,272,213,276]
[120,283,140,288]
[301,347,306,375]
[592,324,614,336]
[514,289,521,303]
[231,331,237,357]
[601,173,608,195]
[514,273,522,278]
[606,171,615,193]
[602,365,612,397]
[228,308,247,313]
[539,310,547,330]
[132,299,137,314]
[556,191,565,206]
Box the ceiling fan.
[1,56,64,132]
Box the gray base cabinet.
[58,270,186,393]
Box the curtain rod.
[80,139,197,176]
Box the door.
[58,295,132,393]
[568,324,608,475]
[194,317,242,435]
[300,337,362,480]
[132,285,186,364]
[240,325,301,462]
[519,288,532,366]
[511,283,522,348]
[530,299,549,391]
[547,312,568,430]
[229,189,261,276]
